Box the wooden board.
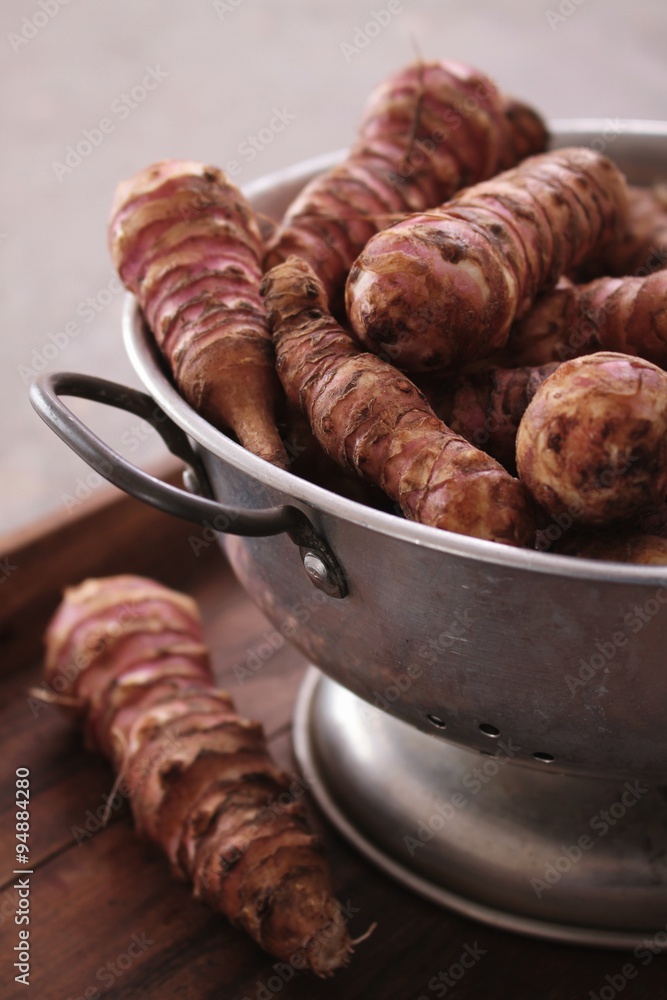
[2,490,666,999]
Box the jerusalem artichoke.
[501,268,667,368]
[575,184,667,280]
[423,361,558,471]
[516,352,667,525]
[261,256,535,546]
[265,60,547,309]
[346,148,629,371]
[554,531,667,565]
[109,160,288,467]
[42,575,353,975]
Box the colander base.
[293,667,667,950]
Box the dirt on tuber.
[41,575,354,975]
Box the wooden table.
[2,486,665,1000]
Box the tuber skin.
[346,148,629,372]
[42,575,353,976]
[516,352,667,526]
[635,504,667,539]
[264,60,548,310]
[281,403,393,509]
[502,270,667,368]
[575,184,667,281]
[260,257,536,547]
[109,160,288,467]
[422,362,559,472]
[554,531,667,565]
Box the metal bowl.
[125,121,667,782]
[31,121,667,945]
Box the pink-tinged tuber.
[516,352,667,526]
[41,575,353,976]
[346,148,628,371]
[265,60,547,310]
[109,160,288,467]
[261,256,535,547]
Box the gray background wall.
[2,0,666,535]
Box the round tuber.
[516,352,667,526]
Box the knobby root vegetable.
[576,184,667,281]
[636,504,667,539]
[554,531,667,565]
[281,404,393,508]
[496,277,578,367]
[422,362,559,471]
[503,269,667,368]
[516,352,667,525]
[265,60,548,309]
[41,575,353,975]
[109,160,288,467]
[346,148,629,372]
[260,257,535,547]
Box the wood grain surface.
[2,498,666,1000]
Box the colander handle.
[29,372,348,598]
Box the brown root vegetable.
[346,148,629,372]
[265,60,547,310]
[497,277,581,367]
[41,575,353,975]
[503,269,667,368]
[281,404,393,509]
[260,257,535,547]
[109,160,288,467]
[496,96,552,168]
[422,362,559,471]
[576,184,667,281]
[635,504,667,539]
[554,531,667,565]
[515,352,667,526]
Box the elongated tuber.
[575,184,667,281]
[516,352,667,525]
[265,61,547,309]
[42,575,353,975]
[501,269,667,368]
[346,148,629,371]
[422,362,558,471]
[260,256,535,546]
[109,160,288,467]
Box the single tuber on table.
[39,575,356,976]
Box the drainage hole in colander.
[532,751,555,763]
[427,714,447,729]
[479,723,500,738]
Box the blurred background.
[2,0,666,539]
